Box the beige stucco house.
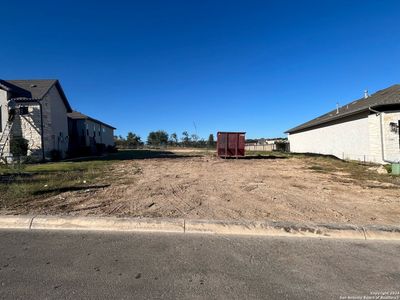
[286,84,400,164]
[0,79,115,161]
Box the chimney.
[336,103,339,114]
[364,90,369,99]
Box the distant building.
[68,111,115,155]
[245,137,288,151]
[286,85,400,164]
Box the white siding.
[288,113,371,162]
[289,111,400,164]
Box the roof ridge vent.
[364,89,369,98]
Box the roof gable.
[0,79,72,112]
[286,84,400,134]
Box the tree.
[191,134,199,143]
[181,131,190,146]
[114,135,126,148]
[114,133,143,149]
[147,130,169,146]
[170,133,178,146]
[126,132,143,148]
[197,138,207,148]
[208,134,215,147]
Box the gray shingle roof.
[68,111,116,129]
[286,84,400,134]
[0,79,72,112]
[0,81,12,92]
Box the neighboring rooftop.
[68,111,116,129]
[0,79,72,112]
[286,84,400,134]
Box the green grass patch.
[0,159,115,210]
[0,162,107,209]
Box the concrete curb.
[30,216,184,233]
[185,220,367,240]
[362,224,400,240]
[0,215,34,229]
[0,215,399,241]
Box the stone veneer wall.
[368,111,400,163]
[11,103,43,159]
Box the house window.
[19,107,29,115]
[87,129,89,136]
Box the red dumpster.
[217,132,246,158]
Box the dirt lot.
[3,150,399,226]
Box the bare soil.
[6,152,400,226]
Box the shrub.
[23,156,40,164]
[10,136,29,158]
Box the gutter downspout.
[369,107,398,164]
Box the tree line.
[114,131,216,148]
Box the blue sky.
[2,0,400,140]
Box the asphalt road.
[0,230,399,299]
